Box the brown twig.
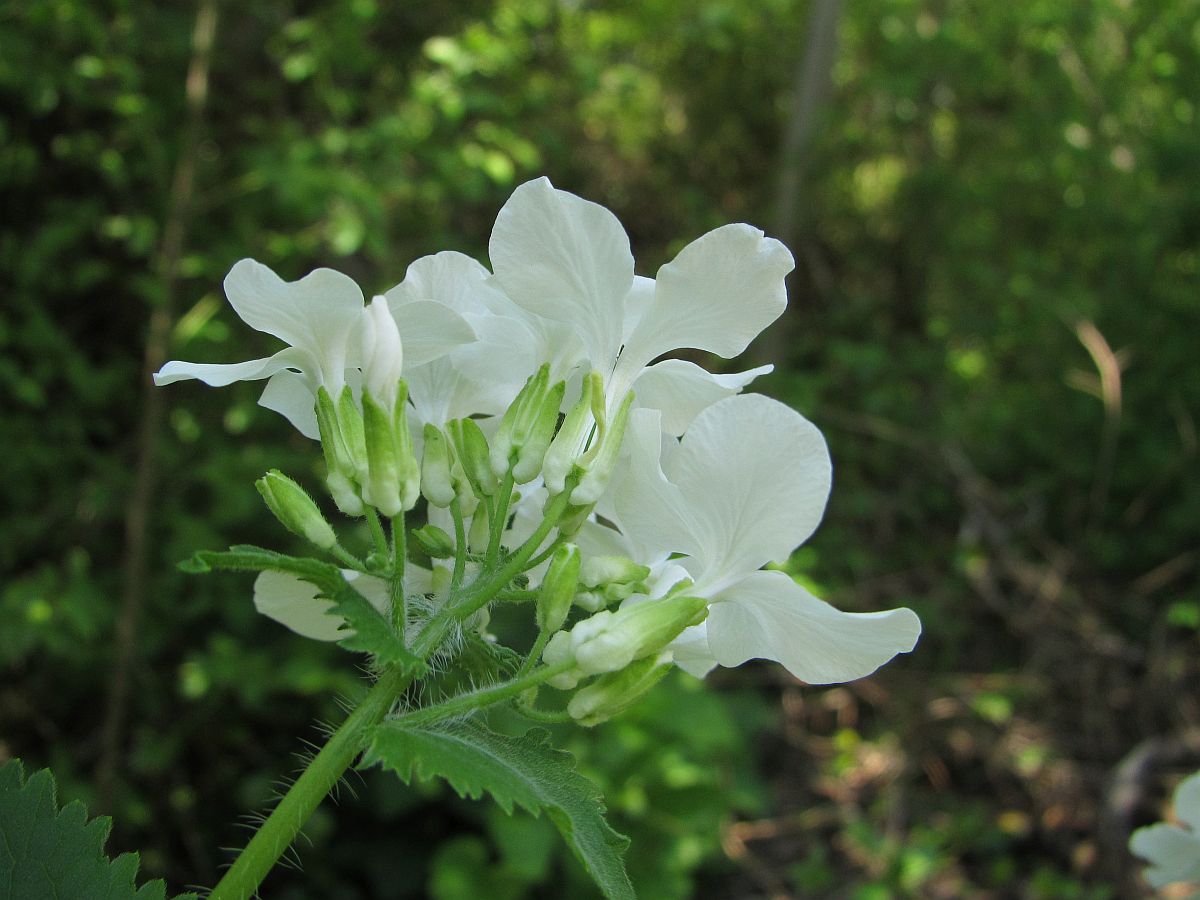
[96,0,219,811]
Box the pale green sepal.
[537,543,581,634]
[572,594,708,676]
[448,418,498,497]
[363,391,403,517]
[391,383,420,512]
[337,384,369,484]
[490,363,550,477]
[580,556,651,589]
[256,470,338,550]
[571,389,634,506]
[513,379,566,483]
[316,386,364,515]
[567,652,673,726]
[542,371,599,495]
[412,523,455,558]
[421,424,456,508]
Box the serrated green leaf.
[186,545,424,671]
[365,721,634,900]
[0,759,168,900]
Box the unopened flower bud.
[412,523,455,558]
[580,556,651,590]
[542,371,600,495]
[361,297,404,410]
[572,594,708,676]
[512,379,565,484]
[571,389,634,506]
[316,386,363,515]
[447,418,497,498]
[490,364,549,477]
[337,385,369,485]
[567,652,674,727]
[256,470,338,550]
[542,630,581,689]
[421,424,456,508]
[363,389,403,516]
[537,543,580,634]
[392,394,420,512]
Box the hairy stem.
[391,661,573,729]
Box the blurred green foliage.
[1,0,1197,896]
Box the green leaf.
[365,721,634,900]
[183,545,424,672]
[0,759,177,900]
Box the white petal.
[258,370,320,439]
[611,408,707,561]
[666,393,831,584]
[621,275,656,344]
[621,224,793,373]
[1176,771,1200,833]
[386,250,508,315]
[223,259,364,391]
[1130,823,1200,888]
[153,347,306,387]
[489,177,633,370]
[253,570,345,641]
[253,570,391,641]
[390,299,475,367]
[706,570,921,684]
[669,622,718,678]
[631,359,774,436]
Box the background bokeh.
[2,0,1198,897]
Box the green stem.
[518,630,552,678]
[331,545,367,573]
[525,534,566,571]
[365,507,389,559]
[484,471,516,570]
[495,589,539,604]
[392,661,573,729]
[208,665,415,900]
[389,512,406,635]
[449,498,467,591]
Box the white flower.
[252,566,432,641]
[610,393,922,684]
[155,258,473,437]
[1131,771,1200,892]
[487,177,784,434]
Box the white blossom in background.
[1131,771,1200,894]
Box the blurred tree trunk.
[97,0,219,812]
[752,0,842,368]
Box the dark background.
[2,0,1198,896]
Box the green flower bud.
[580,556,652,590]
[572,594,708,676]
[490,364,549,477]
[363,390,402,516]
[513,379,565,484]
[567,652,674,727]
[392,388,420,512]
[316,387,363,515]
[421,424,456,508]
[256,470,338,550]
[572,389,635,506]
[537,543,581,634]
[337,385,369,485]
[447,418,497,498]
[573,590,606,613]
[542,371,600,495]
[412,523,455,558]
[467,501,491,554]
[325,469,364,517]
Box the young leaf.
[0,759,188,899]
[183,545,424,672]
[364,721,634,900]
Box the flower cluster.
[158,177,921,722]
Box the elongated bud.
[412,523,455,558]
[421,424,456,508]
[568,594,708,677]
[467,502,490,554]
[542,371,600,495]
[316,387,363,515]
[362,390,402,516]
[337,385,370,484]
[392,387,420,511]
[567,652,674,726]
[256,470,338,550]
[571,389,634,506]
[537,544,580,634]
[447,418,497,498]
[361,297,404,410]
[580,556,651,589]
[490,364,549,477]
[513,379,565,484]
